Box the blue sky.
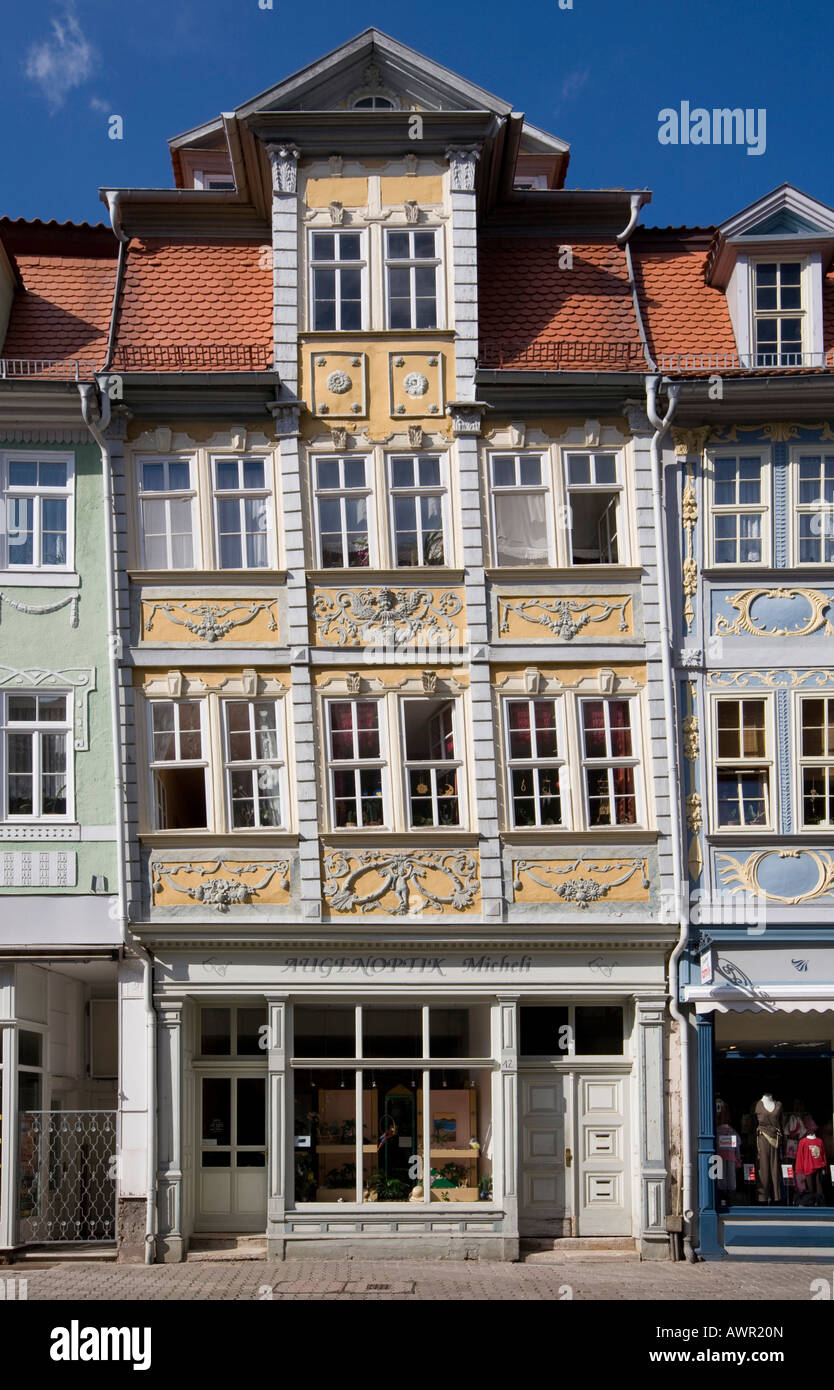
[2,0,830,228]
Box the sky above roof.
[3,0,830,228]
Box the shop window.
[574,1006,624,1056]
[150,699,208,830]
[799,697,834,827]
[138,458,197,569]
[294,1008,356,1058]
[309,231,365,331]
[710,454,769,565]
[580,699,639,826]
[0,454,73,569]
[362,1007,422,1058]
[565,453,621,564]
[714,698,771,828]
[313,456,373,568]
[388,454,446,566]
[520,1006,570,1055]
[212,457,271,570]
[2,693,71,820]
[403,698,461,828]
[429,1009,469,1058]
[489,453,551,566]
[385,229,440,330]
[505,698,565,827]
[199,1006,267,1057]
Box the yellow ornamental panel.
[380,175,444,206]
[305,177,369,208]
[141,599,280,645]
[389,351,444,418]
[310,351,368,417]
[496,594,632,641]
[323,847,481,918]
[512,857,650,906]
[311,585,465,648]
[151,858,291,909]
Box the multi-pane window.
[403,700,461,827]
[314,456,372,568]
[795,455,834,564]
[711,455,767,564]
[714,698,770,828]
[223,701,284,828]
[505,699,564,827]
[1,456,73,569]
[2,693,70,819]
[753,261,803,366]
[138,459,196,569]
[385,229,440,329]
[489,454,551,566]
[389,455,445,566]
[566,453,620,564]
[149,700,208,830]
[212,458,271,569]
[310,231,365,331]
[580,699,639,826]
[799,698,834,827]
[327,700,386,828]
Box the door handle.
[565,1148,573,1168]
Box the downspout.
[79,194,157,1265]
[645,375,694,1260]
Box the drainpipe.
[644,375,695,1261]
[79,364,157,1264]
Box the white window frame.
[707,451,771,567]
[386,453,449,568]
[312,455,376,569]
[400,698,465,830]
[383,227,443,331]
[210,455,275,571]
[578,696,643,829]
[308,229,368,333]
[563,450,624,565]
[488,452,556,567]
[147,698,210,831]
[503,696,568,829]
[137,456,200,571]
[0,452,74,571]
[711,694,774,831]
[795,693,834,829]
[324,697,391,830]
[1,690,73,822]
[790,449,834,567]
[221,697,287,831]
[750,257,806,367]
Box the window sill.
[130,569,287,585]
[141,830,299,846]
[300,329,455,340]
[308,568,465,585]
[501,827,658,843]
[0,571,79,588]
[485,566,643,583]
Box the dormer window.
[752,261,803,366]
[353,95,395,109]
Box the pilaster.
[266,996,290,1258]
[636,997,669,1256]
[695,1011,723,1259]
[156,998,185,1262]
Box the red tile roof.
[1,222,117,369]
[631,233,735,366]
[111,238,273,371]
[478,239,647,370]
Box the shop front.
[150,947,673,1261]
[683,945,834,1258]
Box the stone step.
[522,1249,641,1263]
[521,1236,638,1252]
[14,1244,117,1263]
[187,1235,267,1261]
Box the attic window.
[353,95,395,109]
[514,175,547,190]
[752,261,803,366]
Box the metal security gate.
[18,1111,117,1243]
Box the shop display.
[795,1132,826,1199]
[715,1099,741,1194]
[755,1093,784,1204]
[784,1100,818,1195]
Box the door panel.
[518,1072,570,1236]
[575,1074,630,1236]
[198,1074,267,1231]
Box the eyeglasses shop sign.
[275,954,535,980]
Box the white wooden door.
[574,1072,630,1236]
[518,1071,571,1237]
[198,1074,267,1231]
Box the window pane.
[363,1008,421,1058]
[215,461,239,490]
[237,1077,266,1145]
[237,1009,267,1057]
[574,1006,623,1055]
[520,1006,570,1055]
[294,1007,356,1058]
[568,454,591,485]
[202,1077,231,1146]
[491,455,515,487]
[201,1008,231,1056]
[8,461,38,487]
[495,493,548,565]
[312,233,335,260]
[168,462,191,491]
[19,1029,43,1067]
[429,1009,469,1058]
[413,232,436,259]
[316,459,340,490]
[387,232,410,259]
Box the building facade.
[0,218,123,1256]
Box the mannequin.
[755,1092,784,1203]
[784,1099,817,1196]
[795,1127,826,1198]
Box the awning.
[683,946,834,1013]
[683,985,834,1014]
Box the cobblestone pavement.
[3,1256,832,1300]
